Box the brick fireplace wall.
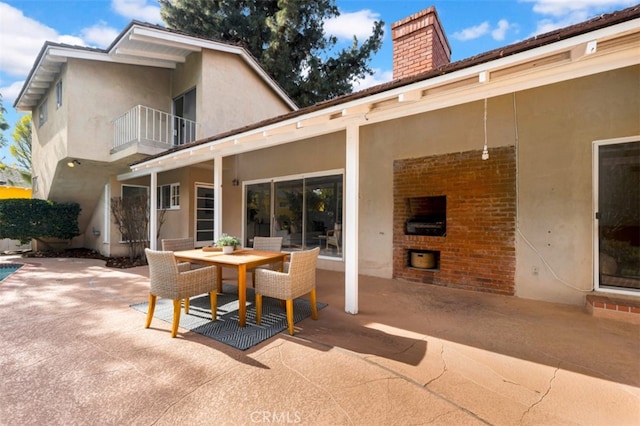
[393,146,516,295]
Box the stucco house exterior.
[15,21,296,255]
[16,6,639,314]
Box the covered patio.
[1,255,637,424]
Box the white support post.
[149,171,157,250]
[344,123,359,314]
[214,155,223,241]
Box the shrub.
[0,198,80,244]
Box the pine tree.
[159,0,384,107]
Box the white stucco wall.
[198,50,293,137]
[66,60,172,162]
[514,66,639,304]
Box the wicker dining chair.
[161,237,202,311]
[254,247,320,335]
[144,248,218,338]
[249,236,283,287]
[161,238,194,252]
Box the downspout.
[345,123,360,314]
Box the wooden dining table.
[173,248,288,327]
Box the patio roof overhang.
[117,15,640,181]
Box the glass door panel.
[305,175,343,254]
[173,88,196,145]
[195,185,214,247]
[597,141,640,291]
[245,183,271,247]
[275,179,303,249]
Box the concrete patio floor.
[0,255,638,425]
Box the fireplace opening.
[405,195,446,236]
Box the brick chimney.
[391,6,451,80]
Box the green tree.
[0,94,10,148]
[10,114,32,184]
[159,0,384,107]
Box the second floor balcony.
[112,105,199,161]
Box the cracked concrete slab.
[1,256,638,425]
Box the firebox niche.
[405,195,446,236]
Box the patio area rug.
[131,283,326,350]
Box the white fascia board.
[129,27,232,52]
[47,47,178,68]
[128,30,202,52]
[115,47,187,63]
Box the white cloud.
[453,19,516,43]
[527,0,636,17]
[325,9,380,41]
[81,22,120,48]
[452,21,491,41]
[491,19,513,41]
[111,0,162,24]
[0,80,27,106]
[523,0,637,35]
[0,3,86,78]
[352,68,393,91]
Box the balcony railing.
[113,105,198,151]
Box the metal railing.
[113,105,198,150]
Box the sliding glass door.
[596,140,640,292]
[244,172,343,256]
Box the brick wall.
[391,7,451,80]
[393,146,516,295]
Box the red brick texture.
[586,294,640,313]
[391,7,451,80]
[393,146,516,295]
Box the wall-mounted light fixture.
[67,159,81,168]
[92,228,101,237]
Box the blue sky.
[0,0,636,166]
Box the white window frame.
[38,98,48,127]
[55,80,62,109]
[103,183,110,243]
[592,135,640,296]
[157,183,180,210]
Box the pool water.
[0,264,22,282]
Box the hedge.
[0,199,81,244]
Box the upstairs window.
[56,80,63,108]
[38,98,48,127]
